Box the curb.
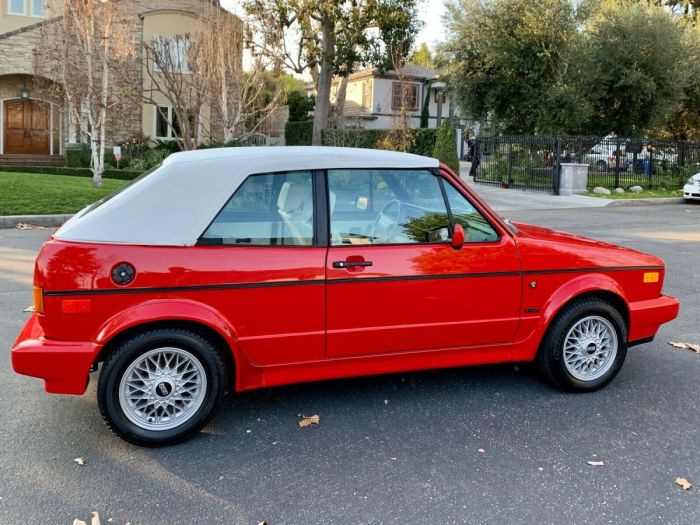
[0,214,73,229]
[605,198,687,206]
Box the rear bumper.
[11,313,100,395]
[628,294,680,343]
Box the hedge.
[285,120,313,145]
[322,127,438,156]
[0,166,143,180]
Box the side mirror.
[451,223,465,249]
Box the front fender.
[514,273,629,361]
[541,273,628,325]
[95,299,260,391]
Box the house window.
[391,82,419,111]
[31,0,46,17]
[153,36,190,73]
[362,80,372,109]
[155,106,196,140]
[8,0,25,15]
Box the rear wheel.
[596,160,608,172]
[98,328,226,446]
[537,298,627,392]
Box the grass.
[0,172,127,215]
[585,188,684,199]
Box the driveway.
[0,203,698,524]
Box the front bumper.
[683,184,700,200]
[628,294,680,343]
[11,313,100,395]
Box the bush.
[323,127,383,149]
[287,91,315,122]
[65,143,92,168]
[413,129,438,156]
[285,120,313,145]
[321,127,438,157]
[0,166,142,180]
[433,120,460,173]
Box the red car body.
[12,155,679,399]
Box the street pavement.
[0,202,698,525]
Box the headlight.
[688,177,696,185]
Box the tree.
[576,0,694,136]
[409,42,433,66]
[287,91,315,122]
[192,8,284,144]
[433,119,459,173]
[245,0,420,145]
[655,1,699,22]
[38,0,135,187]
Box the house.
[316,65,473,134]
[0,0,242,164]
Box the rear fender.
[96,299,260,391]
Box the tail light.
[33,287,44,314]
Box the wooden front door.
[3,99,51,155]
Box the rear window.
[78,163,162,218]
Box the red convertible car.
[12,147,679,446]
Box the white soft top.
[55,146,440,246]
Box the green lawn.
[585,188,683,199]
[0,172,127,216]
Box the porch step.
[0,155,65,167]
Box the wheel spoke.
[562,316,618,382]
[118,347,208,432]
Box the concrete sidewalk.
[459,162,607,212]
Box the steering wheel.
[371,199,402,243]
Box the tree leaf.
[668,342,700,353]
[587,461,605,466]
[298,415,320,428]
[74,457,86,466]
[675,477,692,490]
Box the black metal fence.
[471,135,700,193]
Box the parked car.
[580,140,630,172]
[12,147,679,446]
[683,172,700,201]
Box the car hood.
[512,222,664,271]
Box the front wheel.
[537,298,627,392]
[97,328,226,446]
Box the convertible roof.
[55,146,440,246]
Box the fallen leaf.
[587,461,605,466]
[675,477,693,490]
[74,457,86,466]
[298,414,320,428]
[478,449,485,453]
[537,467,544,472]
[15,223,47,230]
[73,521,87,525]
[384,399,389,405]
[668,342,700,353]
[258,521,267,525]
[91,512,100,525]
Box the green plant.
[0,166,142,180]
[287,91,315,122]
[285,121,314,146]
[413,128,437,156]
[432,120,460,173]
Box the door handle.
[332,260,373,269]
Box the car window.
[328,169,450,245]
[200,171,314,246]
[442,182,499,243]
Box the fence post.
[553,136,561,195]
[614,136,620,188]
[506,141,513,186]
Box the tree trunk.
[332,76,348,124]
[312,17,335,146]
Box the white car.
[683,173,700,201]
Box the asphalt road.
[0,203,698,525]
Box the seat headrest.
[277,182,310,212]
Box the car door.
[195,170,327,367]
[325,168,521,358]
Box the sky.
[220,0,447,59]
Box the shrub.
[432,120,460,173]
[285,120,313,145]
[413,129,438,156]
[287,91,315,122]
[0,166,142,180]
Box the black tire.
[97,328,226,446]
[536,298,627,392]
[596,160,608,172]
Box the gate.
[472,135,560,193]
